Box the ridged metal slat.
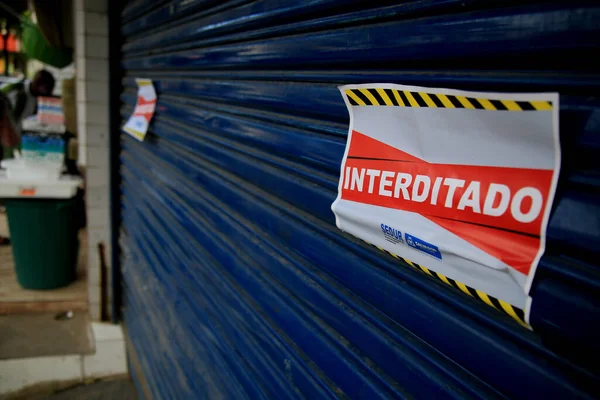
[119,1,600,398]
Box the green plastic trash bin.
[4,198,79,290]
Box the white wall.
[74,0,111,321]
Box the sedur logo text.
[380,224,403,245]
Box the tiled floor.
[0,214,88,315]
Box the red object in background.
[0,34,20,53]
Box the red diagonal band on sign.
[134,96,156,122]
[427,216,539,275]
[342,158,552,235]
[341,130,553,275]
[348,130,425,162]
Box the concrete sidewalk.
[41,379,137,400]
[0,323,128,398]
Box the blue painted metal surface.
[119,1,600,398]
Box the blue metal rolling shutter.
[118,1,600,398]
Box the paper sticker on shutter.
[123,79,157,142]
[332,84,560,325]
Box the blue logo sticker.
[405,234,442,260]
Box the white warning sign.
[123,79,157,142]
[332,84,560,323]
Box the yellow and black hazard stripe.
[365,242,530,329]
[345,88,552,111]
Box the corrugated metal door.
[118,1,600,398]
